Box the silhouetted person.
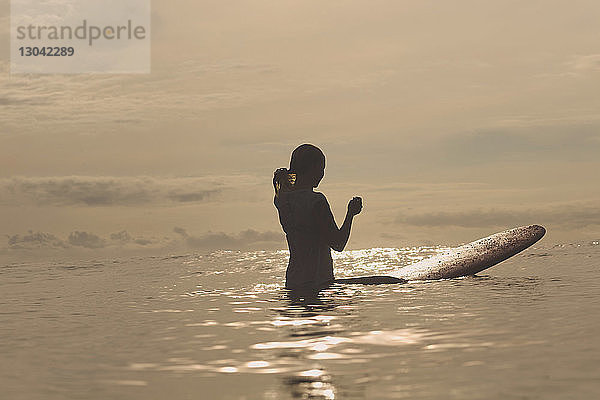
[273,144,362,291]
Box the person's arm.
[320,196,362,252]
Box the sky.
[1,0,599,261]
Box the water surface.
[1,243,599,399]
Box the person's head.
[289,144,325,188]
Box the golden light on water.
[246,361,270,368]
[299,369,325,378]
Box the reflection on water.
[2,244,599,399]
[275,289,352,399]
[268,286,439,399]
[285,367,336,399]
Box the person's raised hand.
[273,168,287,188]
[348,196,363,216]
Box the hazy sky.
[1,0,599,260]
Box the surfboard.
[334,224,546,284]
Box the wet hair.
[289,144,325,175]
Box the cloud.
[110,230,133,242]
[110,230,156,246]
[173,227,188,236]
[568,54,600,73]
[4,227,284,253]
[433,124,600,166]
[66,230,162,249]
[394,205,600,228]
[68,231,107,249]
[167,191,216,203]
[0,54,279,131]
[173,227,283,250]
[4,229,161,251]
[6,230,68,249]
[0,96,49,106]
[0,176,222,207]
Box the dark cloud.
[133,238,154,246]
[4,227,284,253]
[395,205,600,228]
[167,189,219,203]
[5,229,165,251]
[6,230,67,249]
[110,230,132,242]
[0,176,222,207]
[68,231,107,249]
[110,230,156,246]
[173,227,189,237]
[173,227,283,250]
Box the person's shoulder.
[312,191,327,201]
[311,191,331,210]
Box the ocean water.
[1,241,599,400]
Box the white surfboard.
[335,225,546,284]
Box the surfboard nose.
[521,224,546,244]
[530,224,546,238]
